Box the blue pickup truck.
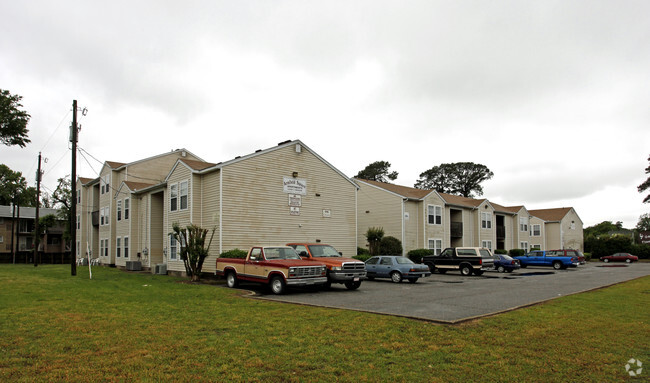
[513,250,579,270]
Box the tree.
[364,227,384,256]
[636,213,650,232]
[639,154,650,203]
[414,162,494,197]
[0,89,31,148]
[171,223,216,282]
[355,161,398,183]
[0,164,36,207]
[51,177,72,242]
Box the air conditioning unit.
[155,264,167,275]
[126,261,142,271]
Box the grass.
[0,265,648,382]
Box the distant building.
[0,205,68,263]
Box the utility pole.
[34,152,42,267]
[70,100,78,276]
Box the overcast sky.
[1,1,648,228]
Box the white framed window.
[124,237,129,259]
[101,174,110,194]
[482,240,492,251]
[0,235,4,243]
[170,184,178,211]
[531,244,541,250]
[520,241,529,252]
[170,236,178,260]
[180,181,189,210]
[428,239,442,255]
[116,237,121,258]
[77,189,81,204]
[76,240,80,257]
[531,224,541,236]
[100,207,110,226]
[124,198,130,220]
[427,205,442,225]
[76,215,80,230]
[520,217,528,232]
[117,200,122,221]
[481,212,492,229]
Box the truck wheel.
[460,265,472,276]
[226,271,238,288]
[425,263,435,273]
[344,281,361,290]
[553,261,562,270]
[270,276,286,295]
[497,266,505,273]
[390,271,403,283]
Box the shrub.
[379,236,402,255]
[630,243,650,259]
[357,247,370,256]
[219,248,248,259]
[509,248,525,257]
[407,248,434,263]
[494,249,508,255]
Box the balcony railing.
[450,222,463,238]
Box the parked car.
[493,254,521,273]
[600,253,639,263]
[421,247,495,276]
[365,256,432,283]
[513,250,579,270]
[549,249,586,265]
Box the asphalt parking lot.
[239,262,650,323]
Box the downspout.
[219,169,223,255]
[355,187,358,253]
[402,198,407,256]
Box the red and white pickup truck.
[216,246,328,294]
[286,243,366,290]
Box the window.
[366,257,379,265]
[77,189,81,204]
[117,200,122,221]
[428,239,442,255]
[520,217,528,232]
[0,236,3,243]
[124,237,129,259]
[531,244,541,250]
[170,236,178,260]
[481,212,492,229]
[532,224,541,236]
[520,241,529,252]
[124,198,130,220]
[427,205,442,225]
[380,257,393,265]
[180,181,188,210]
[100,207,110,226]
[170,184,178,211]
[19,237,33,251]
[482,240,492,251]
[116,237,121,258]
[76,241,80,257]
[101,174,110,194]
[76,215,80,230]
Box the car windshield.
[500,254,514,261]
[308,245,341,257]
[264,247,301,260]
[395,256,414,264]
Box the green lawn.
[0,265,647,382]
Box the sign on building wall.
[290,207,300,216]
[283,177,307,195]
[641,231,650,244]
[322,209,331,218]
[289,194,302,207]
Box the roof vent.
[278,140,291,146]
[235,156,241,159]
[255,149,262,153]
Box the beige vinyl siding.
[402,201,420,253]
[423,194,446,249]
[357,182,403,252]
[212,144,356,274]
[125,151,202,184]
[477,203,495,248]
[148,192,165,268]
[166,164,193,272]
[199,171,221,266]
[545,223,562,249]
[561,209,583,251]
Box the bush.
[494,249,508,255]
[407,249,434,263]
[631,243,650,259]
[379,236,402,255]
[509,249,525,257]
[357,247,370,256]
[353,254,372,262]
[219,248,248,259]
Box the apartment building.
[355,178,583,254]
[0,206,67,263]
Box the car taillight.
[479,258,482,265]
[511,260,515,265]
[409,268,416,272]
